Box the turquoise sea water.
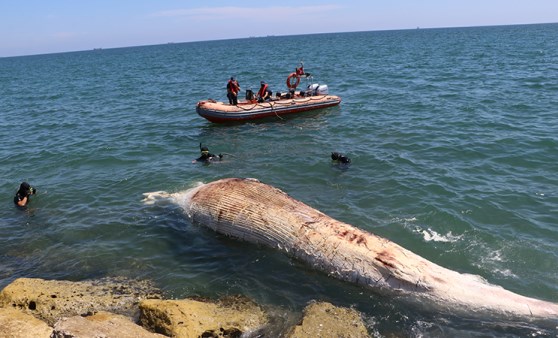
[1,23,558,336]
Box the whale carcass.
[144,177,558,321]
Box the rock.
[287,301,370,338]
[0,307,52,338]
[52,311,167,338]
[139,295,268,338]
[0,277,161,326]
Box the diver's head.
[331,152,350,164]
[18,182,36,196]
[200,146,209,155]
[19,182,30,191]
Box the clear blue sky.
[2,0,557,57]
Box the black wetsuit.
[14,182,34,208]
[196,152,221,162]
[331,152,351,164]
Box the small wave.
[473,248,518,278]
[417,227,462,243]
[492,268,518,278]
[486,249,504,262]
[393,216,417,224]
[394,217,462,243]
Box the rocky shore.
[0,277,371,337]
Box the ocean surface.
[1,23,558,336]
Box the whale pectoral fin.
[142,191,172,205]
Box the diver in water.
[14,181,37,208]
[331,152,351,165]
[193,144,223,163]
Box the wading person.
[193,144,223,163]
[13,181,36,208]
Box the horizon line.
[2,21,556,59]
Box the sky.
[1,0,557,57]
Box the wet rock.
[0,307,52,338]
[0,277,161,326]
[139,295,268,338]
[52,311,167,338]
[287,301,370,338]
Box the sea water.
[1,23,558,336]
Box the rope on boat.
[235,103,262,111]
[271,102,284,120]
[232,95,331,112]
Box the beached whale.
[143,178,558,321]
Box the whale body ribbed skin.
[150,177,558,321]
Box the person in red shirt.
[295,62,310,77]
[226,77,240,105]
[257,81,272,103]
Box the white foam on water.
[418,227,463,243]
[492,268,518,278]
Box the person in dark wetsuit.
[193,145,223,163]
[14,181,36,208]
[331,152,351,164]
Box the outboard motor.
[316,84,328,95]
[306,83,328,96]
[307,83,319,95]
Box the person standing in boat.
[226,77,240,105]
[257,81,272,103]
[295,62,310,78]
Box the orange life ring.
[286,72,300,89]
